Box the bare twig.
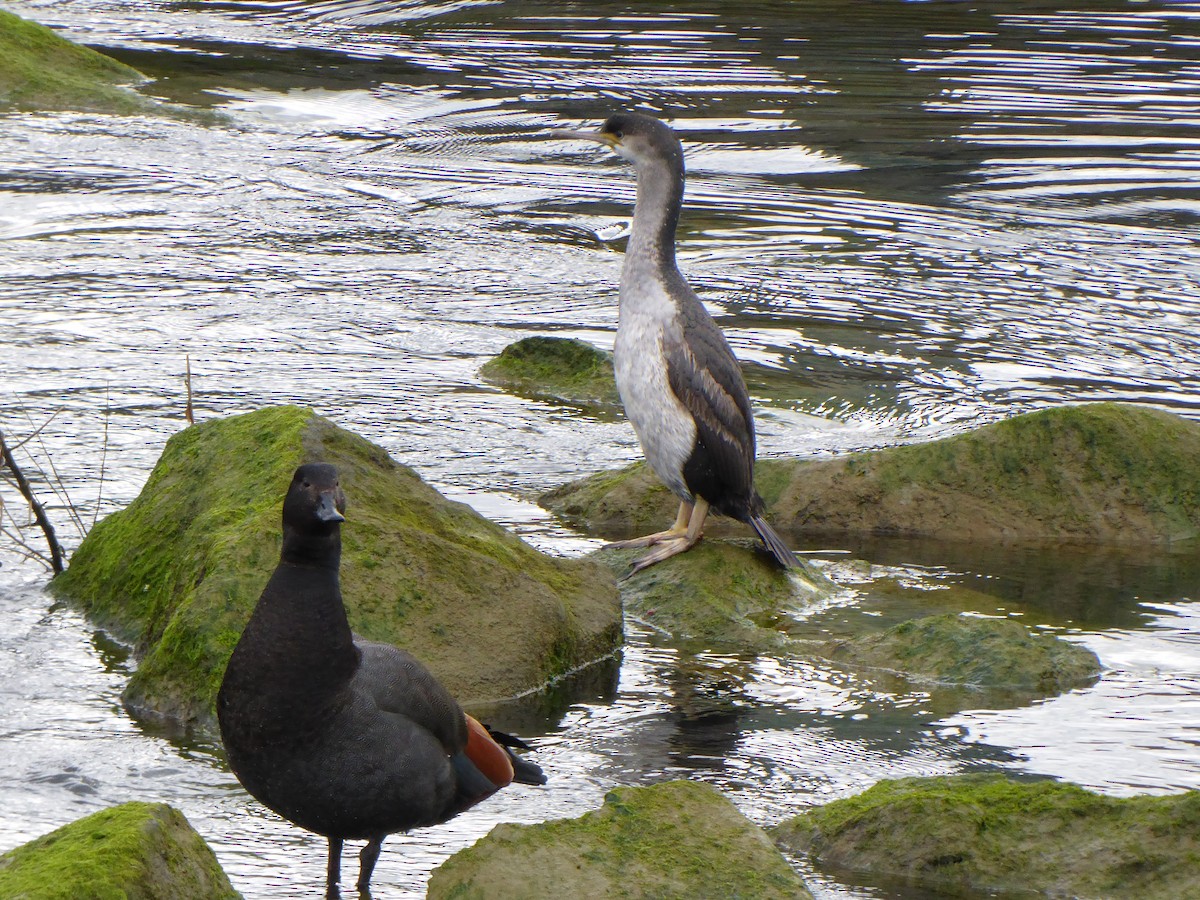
[17,407,85,537]
[0,521,54,569]
[94,382,110,530]
[7,408,64,453]
[185,354,195,425]
[0,427,65,574]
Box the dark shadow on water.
[795,534,1200,630]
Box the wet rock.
[820,612,1101,694]
[52,406,620,730]
[773,773,1200,899]
[543,403,1200,545]
[0,802,238,899]
[0,8,148,113]
[480,336,623,413]
[428,780,812,899]
[600,541,837,650]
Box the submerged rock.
[0,9,147,113]
[774,774,1200,899]
[428,780,812,899]
[600,541,836,650]
[53,406,620,730]
[0,802,238,899]
[480,336,622,413]
[543,403,1200,545]
[820,613,1101,695]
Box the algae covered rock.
[0,802,238,899]
[481,336,622,413]
[52,406,620,729]
[0,9,149,113]
[428,780,812,899]
[774,773,1200,899]
[821,613,1101,694]
[545,403,1200,545]
[601,541,836,650]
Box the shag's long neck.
[623,154,685,289]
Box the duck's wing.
[354,639,468,754]
[663,306,756,501]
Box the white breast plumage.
[614,262,697,502]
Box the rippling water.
[2,0,1199,896]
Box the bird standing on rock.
[553,112,801,574]
[217,463,545,897]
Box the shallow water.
[1,0,1199,896]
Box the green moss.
[545,403,1200,545]
[0,802,238,899]
[0,9,154,113]
[600,540,835,651]
[774,774,1200,899]
[429,781,812,899]
[481,337,623,413]
[53,406,620,729]
[821,613,1101,693]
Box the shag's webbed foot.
[619,498,710,576]
[628,533,703,573]
[605,500,693,551]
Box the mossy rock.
[0,802,238,899]
[545,403,1200,545]
[428,780,812,899]
[600,541,836,651]
[480,336,623,413]
[52,406,621,730]
[774,774,1200,899]
[820,613,1101,694]
[0,9,153,113]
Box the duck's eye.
[302,481,311,488]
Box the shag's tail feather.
[750,516,801,570]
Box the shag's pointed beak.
[549,127,619,149]
[316,491,345,523]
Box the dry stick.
[0,521,53,569]
[94,382,110,530]
[16,406,85,537]
[185,355,194,425]
[0,428,65,574]
[8,408,64,453]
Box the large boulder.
[428,780,812,899]
[599,542,836,651]
[774,774,1200,899]
[544,403,1200,544]
[0,9,147,112]
[52,406,620,730]
[0,802,238,899]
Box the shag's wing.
[663,301,756,499]
[353,638,468,753]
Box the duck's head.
[552,111,683,173]
[283,463,346,533]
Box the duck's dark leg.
[356,836,385,895]
[326,837,343,898]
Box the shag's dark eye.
[613,129,624,138]
[303,481,311,488]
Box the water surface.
[1,0,1199,896]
